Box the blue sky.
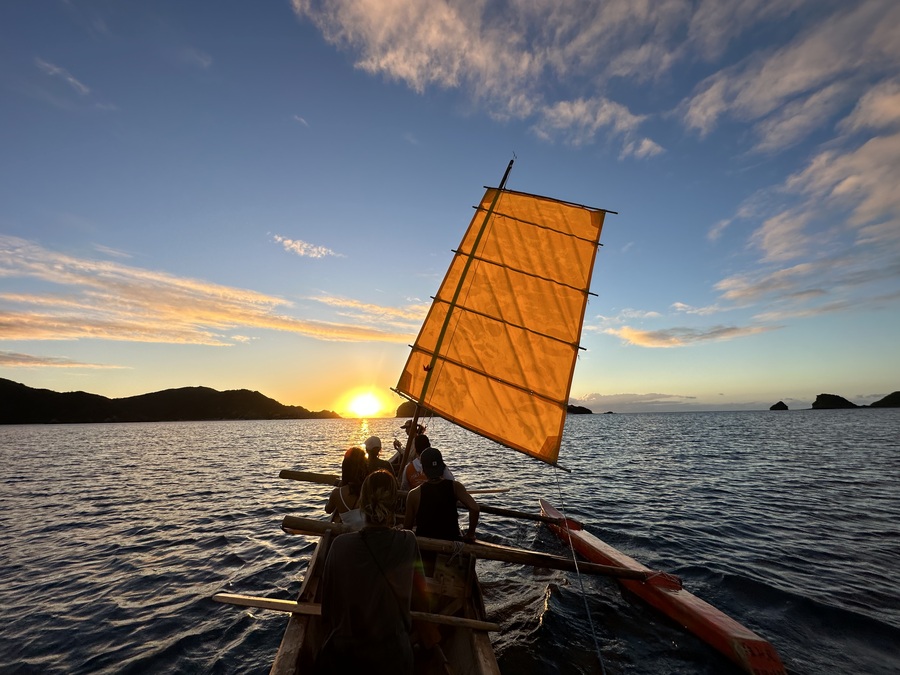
[1,0,898,415]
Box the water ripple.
[1,411,899,674]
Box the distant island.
[0,378,340,425]
[770,392,900,410]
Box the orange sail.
[396,178,608,465]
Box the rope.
[447,540,465,566]
[553,468,606,675]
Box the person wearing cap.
[364,436,394,475]
[403,447,479,542]
[393,419,426,452]
[400,434,454,491]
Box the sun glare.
[347,392,383,418]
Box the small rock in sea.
[770,401,788,411]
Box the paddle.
[278,469,508,495]
[212,593,500,631]
[280,515,682,589]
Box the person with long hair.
[324,446,367,529]
[316,470,424,674]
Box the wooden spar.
[213,593,501,631]
[278,469,507,495]
[280,515,681,589]
[279,469,339,486]
[474,503,565,525]
[410,159,515,443]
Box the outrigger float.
[213,159,786,673]
[540,499,786,674]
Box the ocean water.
[1,410,898,674]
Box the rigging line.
[553,469,606,675]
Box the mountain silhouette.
[0,378,340,424]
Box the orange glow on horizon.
[337,387,394,418]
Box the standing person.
[404,448,479,542]
[364,436,393,475]
[324,447,367,530]
[316,470,424,675]
[400,434,454,491]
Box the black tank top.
[415,480,461,541]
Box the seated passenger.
[400,434,454,491]
[364,435,394,475]
[403,448,479,542]
[317,470,424,675]
[324,446,367,530]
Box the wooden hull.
[539,499,786,675]
[270,527,500,675]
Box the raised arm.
[403,486,421,530]
[453,481,480,541]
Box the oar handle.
[279,468,506,496]
[474,503,567,526]
[212,592,500,631]
[279,469,339,486]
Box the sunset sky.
[2,1,898,416]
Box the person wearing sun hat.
[403,447,479,542]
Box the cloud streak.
[605,324,776,348]
[35,58,90,95]
[274,234,341,258]
[0,351,125,369]
[0,236,414,347]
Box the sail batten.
[428,297,581,350]
[471,206,605,246]
[449,250,595,295]
[405,345,570,407]
[397,178,607,465]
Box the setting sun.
[348,393,381,417]
[336,387,396,418]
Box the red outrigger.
[540,499,786,675]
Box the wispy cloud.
[681,1,900,149]
[291,1,897,160]
[671,302,722,316]
[0,350,125,369]
[307,294,428,332]
[179,47,213,70]
[839,79,900,133]
[35,58,90,95]
[605,324,776,348]
[273,234,342,258]
[0,235,412,346]
[93,244,133,259]
[293,114,309,127]
[291,0,682,156]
